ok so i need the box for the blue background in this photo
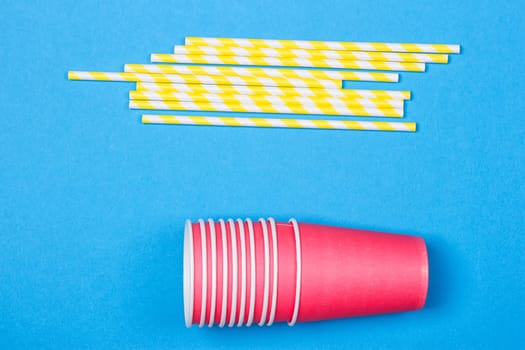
[1,1,524,349]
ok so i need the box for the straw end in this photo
[392,73,400,83]
[67,71,77,80]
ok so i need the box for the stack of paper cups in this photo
[183,218,428,327]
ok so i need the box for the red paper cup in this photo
[183,218,428,327]
[297,222,428,322]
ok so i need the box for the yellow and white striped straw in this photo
[174,45,448,63]
[129,90,404,109]
[142,114,416,132]
[68,71,342,89]
[150,54,426,72]
[136,82,411,100]
[129,99,403,118]
[125,63,398,82]
[185,37,461,54]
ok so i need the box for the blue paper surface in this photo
[1,1,524,348]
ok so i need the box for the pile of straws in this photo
[69,36,460,133]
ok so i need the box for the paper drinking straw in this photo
[150,54,426,72]
[68,71,342,89]
[129,100,403,118]
[129,91,404,109]
[125,63,398,82]
[185,37,461,54]
[135,82,411,100]
[142,114,416,132]
[174,45,448,63]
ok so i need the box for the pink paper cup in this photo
[184,218,428,327]
[297,222,428,323]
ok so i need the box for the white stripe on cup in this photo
[266,218,279,326]
[258,218,271,326]
[207,219,217,327]
[288,219,302,326]
[198,219,207,327]
[227,219,238,327]
[183,220,194,327]
[236,219,247,327]
[245,219,256,326]
[218,219,228,327]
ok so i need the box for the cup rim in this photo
[198,219,207,327]
[227,219,239,327]
[267,218,279,326]
[207,219,217,327]
[245,219,256,326]
[257,218,271,326]
[288,218,302,326]
[218,219,228,327]
[236,219,247,327]
[183,220,194,328]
